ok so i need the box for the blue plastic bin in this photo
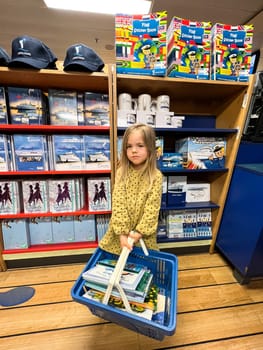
[71,247,178,340]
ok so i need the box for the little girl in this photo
[99,123,163,254]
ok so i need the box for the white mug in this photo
[156,95,170,111]
[118,93,137,111]
[138,94,152,111]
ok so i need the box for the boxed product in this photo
[0,180,20,214]
[167,176,187,206]
[12,134,49,171]
[186,182,210,203]
[167,16,212,79]
[196,208,212,238]
[167,210,184,238]
[22,179,49,213]
[51,216,75,243]
[0,134,11,171]
[210,23,254,82]
[175,137,226,169]
[2,219,30,249]
[7,87,47,124]
[29,217,53,245]
[48,178,77,213]
[183,209,197,238]
[84,92,110,126]
[48,89,78,125]
[73,215,96,242]
[0,87,8,124]
[160,153,183,169]
[87,177,111,212]
[51,134,85,170]
[115,11,167,76]
[83,135,110,170]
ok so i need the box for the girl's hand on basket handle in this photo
[120,234,133,251]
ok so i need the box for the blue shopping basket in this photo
[71,240,178,340]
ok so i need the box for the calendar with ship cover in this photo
[48,89,78,125]
[0,134,11,171]
[87,177,111,212]
[51,134,85,170]
[22,179,49,213]
[12,134,48,171]
[0,87,8,124]
[7,87,47,124]
[83,135,110,170]
[84,92,110,126]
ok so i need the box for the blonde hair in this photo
[118,123,158,189]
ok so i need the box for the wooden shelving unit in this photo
[112,70,255,252]
[0,66,255,271]
[0,65,114,270]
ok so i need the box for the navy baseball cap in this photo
[0,47,10,66]
[63,44,104,72]
[8,35,57,69]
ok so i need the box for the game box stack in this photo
[115,11,167,76]
[167,16,212,79]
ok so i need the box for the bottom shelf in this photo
[2,239,212,261]
[2,241,98,260]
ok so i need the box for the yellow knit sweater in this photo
[99,166,163,255]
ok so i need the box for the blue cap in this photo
[63,44,104,72]
[8,35,57,69]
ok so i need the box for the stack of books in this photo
[82,258,157,320]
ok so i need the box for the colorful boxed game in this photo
[84,92,110,126]
[167,16,212,79]
[115,11,167,76]
[175,137,226,169]
[210,23,254,82]
[7,87,47,124]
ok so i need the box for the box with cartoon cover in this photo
[210,23,254,81]
[115,11,167,76]
[167,16,212,79]
[175,137,226,169]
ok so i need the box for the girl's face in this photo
[126,130,148,170]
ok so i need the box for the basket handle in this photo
[102,235,148,313]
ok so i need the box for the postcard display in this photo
[115,11,167,76]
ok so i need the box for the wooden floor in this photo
[1,252,263,350]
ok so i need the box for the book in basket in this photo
[82,288,153,320]
[82,263,148,292]
[83,268,153,303]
